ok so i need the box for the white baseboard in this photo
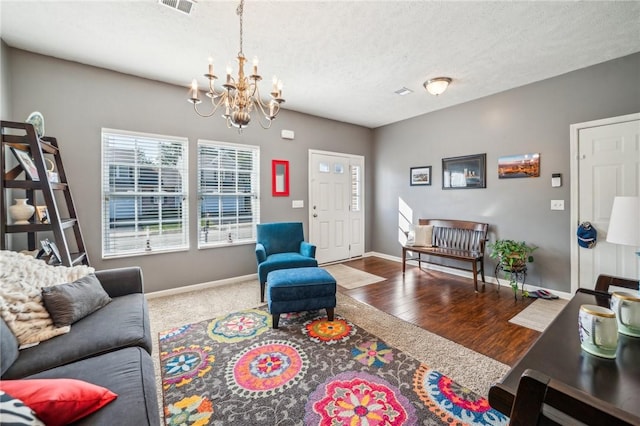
[146,253,572,301]
[146,273,258,299]
[367,251,572,300]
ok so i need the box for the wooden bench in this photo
[402,219,489,292]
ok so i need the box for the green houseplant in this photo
[487,239,537,298]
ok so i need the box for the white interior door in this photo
[309,151,364,264]
[571,114,640,292]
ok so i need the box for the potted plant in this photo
[487,239,537,299]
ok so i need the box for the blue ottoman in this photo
[266,267,337,329]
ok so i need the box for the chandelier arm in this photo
[250,84,271,110]
[192,94,228,118]
[253,96,272,119]
[208,80,226,98]
[256,106,274,129]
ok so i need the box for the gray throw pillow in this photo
[41,274,112,327]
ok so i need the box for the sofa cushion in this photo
[0,378,117,426]
[2,294,151,379]
[42,274,112,327]
[26,347,160,426]
[0,318,19,376]
[0,390,44,425]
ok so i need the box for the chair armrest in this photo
[300,241,316,258]
[256,243,267,263]
[94,267,144,297]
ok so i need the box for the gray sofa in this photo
[0,267,160,425]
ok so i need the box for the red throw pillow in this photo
[0,378,117,426]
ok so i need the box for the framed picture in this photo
[442,153,486,189]
[498,153,540,179]
[410,166,432,186]
[10,147,39,181]
[39,239,52,256]
[35,205,49,224]
[47,241,62,265]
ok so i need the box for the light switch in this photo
[292,200,304,208]
[551,200,565,210]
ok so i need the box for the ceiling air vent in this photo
[394,87,413,96]
[159,0,195,15]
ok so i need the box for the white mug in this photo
[610,291,640,337]
[578,304,618,358]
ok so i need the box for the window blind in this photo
[102,129,189,258]
[198,140,260,247]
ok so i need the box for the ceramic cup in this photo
[578,304,618,358]
[610,291,640,337]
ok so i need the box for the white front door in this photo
[571,113,640,292]
[309,150,364,264]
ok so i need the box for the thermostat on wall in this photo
[552,173,562,187]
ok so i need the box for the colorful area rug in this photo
[159,307,509,425]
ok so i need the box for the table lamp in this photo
[606,196,640,293]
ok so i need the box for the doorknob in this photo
[313,213,318,218]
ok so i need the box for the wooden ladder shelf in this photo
[1,120,89,266]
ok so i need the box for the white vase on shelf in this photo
[9,198,35,224]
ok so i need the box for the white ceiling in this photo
[1,1,639,129]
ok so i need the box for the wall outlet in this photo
[551,200,565,210]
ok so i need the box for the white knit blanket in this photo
[0,250,94,347]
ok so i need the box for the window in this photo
[102,129,189,258]
[351,164,361,212]
[198,140,259,247]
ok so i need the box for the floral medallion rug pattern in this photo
[159,307,509,425]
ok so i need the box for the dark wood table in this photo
[489,288,640,420]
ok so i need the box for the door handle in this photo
[313,213,318,218]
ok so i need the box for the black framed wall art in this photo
[442,154,486,189]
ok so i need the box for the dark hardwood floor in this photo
[338,256,540,366]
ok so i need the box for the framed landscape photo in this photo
[498,153,540,179]
[442,153,486,189]
[10,147,39,181]
[410,166,432,186]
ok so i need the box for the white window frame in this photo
[101,128,189,258]
[197,139,260,248]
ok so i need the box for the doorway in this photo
[570,113,640,292]
[308,150,365,264]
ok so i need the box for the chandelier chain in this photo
[237,0,244,55]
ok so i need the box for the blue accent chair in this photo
[256,222,318,302]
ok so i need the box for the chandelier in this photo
[188,0,284,131]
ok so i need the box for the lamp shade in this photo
[606,196,640,247]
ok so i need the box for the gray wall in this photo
[5,48,373,292]
[5,46,639,294]
[372,52,640,292]
[1,40,11,120]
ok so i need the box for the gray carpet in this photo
[148,278,510,422]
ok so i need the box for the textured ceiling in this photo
[1,1,639,128]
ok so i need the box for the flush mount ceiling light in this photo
[188,0,284,131]
[423,77,452,96]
